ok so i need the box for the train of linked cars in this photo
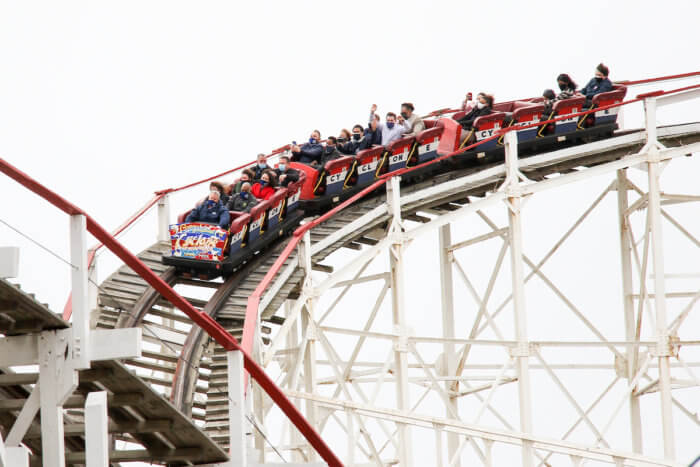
[163,85,626,279]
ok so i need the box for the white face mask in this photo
[477,102,486,109]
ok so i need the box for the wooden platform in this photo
[0,278,228,465]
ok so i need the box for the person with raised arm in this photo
[369,104,410,145]
[364,114,383,147]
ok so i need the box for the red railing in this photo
[0,158,344,467]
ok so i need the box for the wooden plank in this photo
[0,373,37,386]
[64,448,207,463]
[25,419,174,438]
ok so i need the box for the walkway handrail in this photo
[0,158,345,467]
[240,80,700,368]
[62,193,164,319]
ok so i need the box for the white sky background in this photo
[2,1,700,465]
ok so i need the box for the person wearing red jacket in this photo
[251,171,275,200]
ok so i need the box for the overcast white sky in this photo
[2,1,700,465]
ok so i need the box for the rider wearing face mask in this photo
[369,104,411,145]
[291,130,324,167]
[253,153,269,180]
[320,136,343,167]
[579,63,612,104]
[274,155,300,187]
[185,189,231,228]
[226,182,259,213]
[251,171,276,200]
[555,73,578,100]
[457,92,494,131]
[340,124,371,155]
[399,102,425,137]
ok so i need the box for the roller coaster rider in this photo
[291,130,324,167]
[185,189,231,228]
[580,63,613,107]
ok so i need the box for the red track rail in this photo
[0,159,344,467]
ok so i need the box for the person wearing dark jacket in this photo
[291,130,324,167]
[232,168,255,194]
[252,153,269,180]
[274,155,300,187]
[185,190,230,228]
[195,181,229,208]
[364,115,383,147]
[319,137,343,167]
[226,182,258,212]
[340,124,372,155]
[580,63,613,104]
[457,93,493,130]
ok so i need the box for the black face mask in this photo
[595,77,603,83]
[558,83,567,91]
[352,133,361,141]
[400,112,409,119]
[337,137,346,143]
[326,145,336,153]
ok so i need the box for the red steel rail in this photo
[0,158,345,467]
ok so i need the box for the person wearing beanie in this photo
[580,63,613,104]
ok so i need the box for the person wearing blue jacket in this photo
[580,63,613,104]
[291,130,324,167]
[185,190,230,228]
[340,124,372,155]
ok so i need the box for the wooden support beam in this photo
[25,419,174,439]
[0,392,143,411]
[356,236,379,246]
[0,373,38,386]
[405,213,432,224]
[312,263,334,273]
[64,448,204,463]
